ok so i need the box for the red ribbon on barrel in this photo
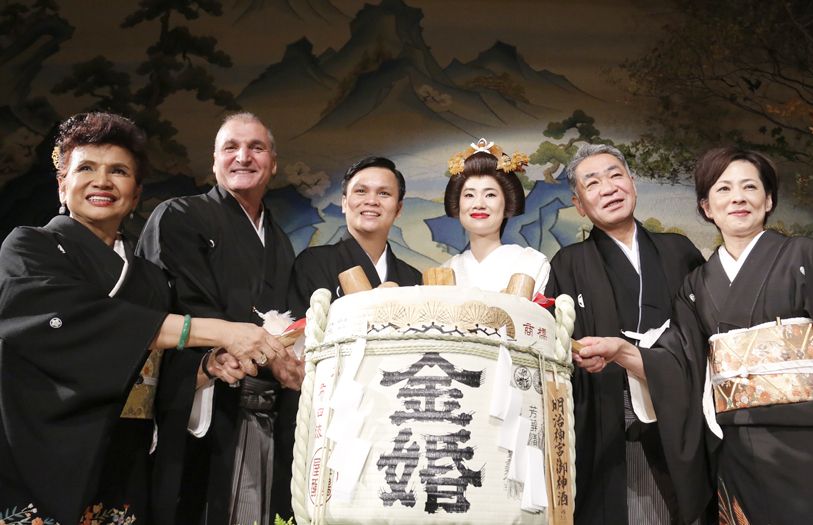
[532,293,555,308]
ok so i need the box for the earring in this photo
[58,203,66,215]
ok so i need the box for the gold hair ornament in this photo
[447,137,529,176]
[51,146,60,170]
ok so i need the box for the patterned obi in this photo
[120,349,164,419]
[708,318,813,413]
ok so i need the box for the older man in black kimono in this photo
[288,156,422,319]
[138,112,302,525]
[545,144,706,525]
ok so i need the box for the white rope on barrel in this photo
[292,288,331,525]
[554,294,576,364]
[307,334,573,375]
[305,288,331,348]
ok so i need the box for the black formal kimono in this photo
[137,185,295,525]
[287,233,423,318]
[545,222,705,525]
[643,230,813,525]
[0,216,168,525]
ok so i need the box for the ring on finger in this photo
[256,354,268,366]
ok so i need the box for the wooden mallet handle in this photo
[422,267,456,285]
[277,327,304,347]
[338,265,372,294]
[505,273,535,300]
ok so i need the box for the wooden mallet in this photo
[422,267,456,285]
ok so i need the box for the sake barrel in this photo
[292,286,576,525]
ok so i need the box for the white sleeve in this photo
[187,380,215,437]
[702,365,724,439]
[521,247,550,295]
[627,374,657,423]
[532,256,551,295]
[621,319,672,423]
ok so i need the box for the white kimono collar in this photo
[718,230,766,283]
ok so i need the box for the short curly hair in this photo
[55,112,149,184]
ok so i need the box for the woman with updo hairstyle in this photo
[575,146,813,524]
[442,138,550,294]
[0,113,286,524]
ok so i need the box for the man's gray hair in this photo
[216,111,276,154]
[565,143,632,192]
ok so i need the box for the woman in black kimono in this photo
[0,113,284,525]
[577,146,813,525]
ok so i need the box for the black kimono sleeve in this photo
[136,200,222,521]
[544,247,624,521]
[0,227,166,524]
[138,200,228,319]
[287,246,338,319]
[288,239,423,319]
[640,274,717,522]
[137,199,236,414]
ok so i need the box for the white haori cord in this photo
[621,319,670,423]
[711,360,813,384]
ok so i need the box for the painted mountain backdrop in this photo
[1,0,810,259]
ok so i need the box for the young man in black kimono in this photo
[287,156,422,318]
[544,144,706,525]
[138,113,303,525]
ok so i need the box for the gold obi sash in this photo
[120,349,164,419]
[708,319,813,413]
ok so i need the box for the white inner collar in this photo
[718,230,765,283]
[112,238,126,261]
[609,223,640,275]
[238,204,265,246]
[371,245,389,283]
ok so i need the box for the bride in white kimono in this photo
[576,146,813,525]
[442,139,550,295]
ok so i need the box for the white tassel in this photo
[254,308,295,335]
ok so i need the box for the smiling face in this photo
[571,153,637,233]
[341,166,402,240]
[58,144,141,245]
[700,159,772,243]
[213,118,276,204]
[457,175,506,238]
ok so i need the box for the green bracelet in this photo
[177,314,192,351]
